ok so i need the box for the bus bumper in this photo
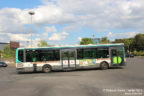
[16,67,43,73]
[16,67,33,73]
[16,68,25,73]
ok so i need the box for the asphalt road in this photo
[0,57,144,96]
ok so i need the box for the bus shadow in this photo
[109,67,124,69]
[17,67,124,74]
[75,67,123,72]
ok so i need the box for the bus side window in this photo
[77,48,109,59]
[41,56,46,61]
[77,49,83,59]
[53,50,60,60]
[83,48,93,59]
[26,51,32,62]
[62,52,68,60]
[38,50,60,61]
[96,48,109,58]
[117,48,123,57]
[111,49,117,56]
[91,48,97,59]
[18,50,23,62]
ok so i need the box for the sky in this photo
[0,0,144,46]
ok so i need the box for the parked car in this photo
[126,54,134,58]
[0,61,8,67]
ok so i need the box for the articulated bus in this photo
[16,43,126,73]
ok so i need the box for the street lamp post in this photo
[28,11,35,47]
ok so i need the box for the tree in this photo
[1,45,16,58]
[110,33,144,55]
[134,34,144,51]
[112,38,135,53]
[100,37,110,44]
[37,40,49,47]
[127,38,135,52]
[80,38,94,45]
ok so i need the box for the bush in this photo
[1,45,16,58]
[133,50,144,56]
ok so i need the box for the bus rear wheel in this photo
[100,62,109,70]
[43,65,51,73]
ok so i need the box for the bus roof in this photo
[17,43,124,50]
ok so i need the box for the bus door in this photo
[110,47,124,65]
[61,49,76,69]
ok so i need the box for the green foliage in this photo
[112,33,144,56]
[100,37,110,44]
[80,38,94,45]
[133,50,144,56]
[37,40,49,47]
[134,34,144,51]
[1,45,16,58]
[112,38,132,46]
[112,38,135,52]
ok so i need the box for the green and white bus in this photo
[16,43,126,73]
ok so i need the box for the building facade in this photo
[0,43,9,50]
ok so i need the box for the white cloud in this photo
[38,26,69,41]
[1,0,144,31]
[0,8,30,44]
[42,26,57,37]
[78,37,82,41]
[108,31,138,39]
[0,32,30,46]
[32,38,41,47]
[45,26,57,33]
[0,0,144,45]
[48,31,69,41]
[0,8,28,33]
[8,33,29,42]
[48,0,144,31]
[31,4,76,25]
[0,2,75,44]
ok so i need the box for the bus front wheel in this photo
[42,65,51,73]
[100,62,109,70]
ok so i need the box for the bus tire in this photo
[100,62,109,70]
[42,65,52,73]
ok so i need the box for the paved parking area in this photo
[0,57,144,96]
